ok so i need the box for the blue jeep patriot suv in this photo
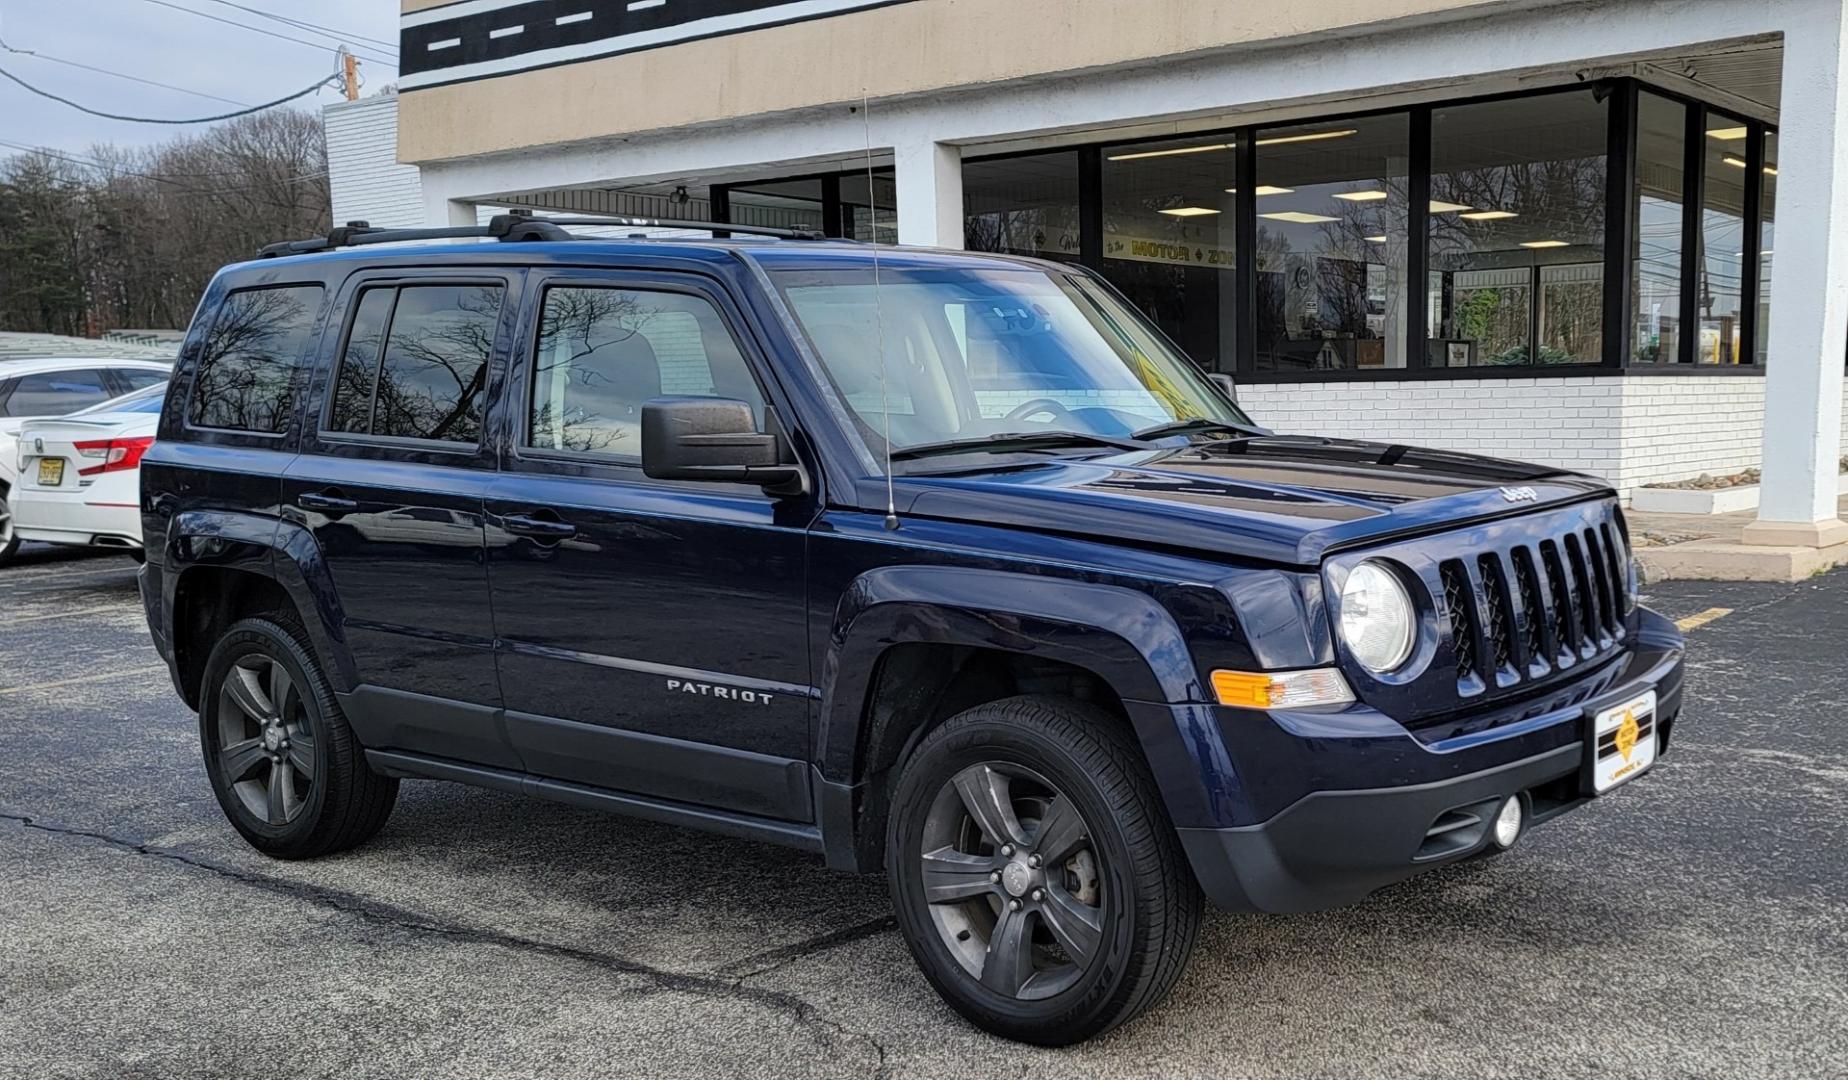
[139,216,1685,1045]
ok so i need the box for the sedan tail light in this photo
[73,436,155,477]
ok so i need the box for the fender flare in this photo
[163,509,357,696]
[815,564,1206,786]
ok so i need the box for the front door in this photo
[283,270,523,768]
[485,269,817,821]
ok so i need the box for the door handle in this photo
[297,489,359,516]
[501,511,577,540]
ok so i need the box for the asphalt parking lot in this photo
[1,545,1844,1079]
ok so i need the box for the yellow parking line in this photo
[0,665,167,697]
[0,605,124,626]
[1675,607,1733,632]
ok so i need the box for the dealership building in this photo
[341,0,1848,564]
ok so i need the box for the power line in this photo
[0,64,338,124]
[0,34,248,107]
[195,0,399,55]
[135,0,398,68]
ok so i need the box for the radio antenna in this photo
[861,89,899,531]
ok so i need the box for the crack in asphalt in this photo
[0,810,893,1077]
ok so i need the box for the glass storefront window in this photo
[1253,115,1410,372]
[1632,93,1686,365]
[1428,91,1607,368]
[963,152,1082,262]
[840,169,897,243]
[1700,113,1749,364]
[1756,131,1777,366]
[1099,136,1238,369]
[726,177,827,233]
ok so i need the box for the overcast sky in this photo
[0,0,398,158]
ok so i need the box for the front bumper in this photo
[1159,609,1684,913]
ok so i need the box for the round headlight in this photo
[1339,561,1416,673]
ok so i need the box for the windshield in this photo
[772,267,1250,456]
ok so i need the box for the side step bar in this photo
[365,750,825,854]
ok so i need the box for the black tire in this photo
[0,487,19,567]
[198,615,398,859]
[886,695,1202,1046]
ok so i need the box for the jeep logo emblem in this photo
[1500,486,1539,503]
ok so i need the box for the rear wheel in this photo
[887,695,1202,1045]
[199,615,398,858]
[0,488,19,566]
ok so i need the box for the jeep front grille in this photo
[1441,515,1630,697]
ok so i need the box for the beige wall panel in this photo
[399,0,1515,162]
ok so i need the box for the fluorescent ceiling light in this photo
[1720,153,1775,174]
[1333,190,1390,202]
[1255,129,1359,146]
[1460,209,1518,221]
[1521,240,1570,249]
[1428,200,1474,213]
[1364,235,1388,243]
[1707,126,1748,141]
[1107,142,1235,162]
[1159,206,1223,217]
[1225,186,1295,196]
[1261,211,1340,224]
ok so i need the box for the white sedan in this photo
[12,383,167,558]
[0,357,171,564]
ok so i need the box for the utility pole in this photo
[342,48,359,101]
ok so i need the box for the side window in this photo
[528,286,764,460]
[328,284,504,444]
[5,369,111,417]
[189,285,323,433]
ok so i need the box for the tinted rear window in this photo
[3,369,111,417]
[329,284,504,444]
[189,285,324,433]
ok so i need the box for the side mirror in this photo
[641,397,804,492]
[1207,372,1239,404]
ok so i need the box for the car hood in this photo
[878,436,1612,566]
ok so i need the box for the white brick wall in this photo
[1239,375,1793,501]
[324,94,424,229]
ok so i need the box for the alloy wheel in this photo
[919,761,1106,1001]
[215,654,316,826]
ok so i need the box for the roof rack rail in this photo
[256,212,830,258]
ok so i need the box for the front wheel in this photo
[886,696,1202,1045]
[199,615,398,859]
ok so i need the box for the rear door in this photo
[484,268,818,820]
[282,269,524,768]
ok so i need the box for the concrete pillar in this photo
[893,139,964,248]
[1747,5,1848,548]
[423,186,479,229]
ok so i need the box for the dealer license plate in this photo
[37,458,64,486]
[1590,690,1657,793]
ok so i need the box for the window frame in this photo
[316,273,515,456]
[183,283,327,440]
[503,268,783,482]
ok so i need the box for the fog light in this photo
[1492,795,1524,849]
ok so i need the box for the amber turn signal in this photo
[1211,668,1356,709]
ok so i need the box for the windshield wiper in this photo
[1131,417,1269,441]
[890,431,1148,462]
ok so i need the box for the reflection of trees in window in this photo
[370,286,502,443]
[190,286,321,433]
[531,288,662,455]
[329,288,393,433]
